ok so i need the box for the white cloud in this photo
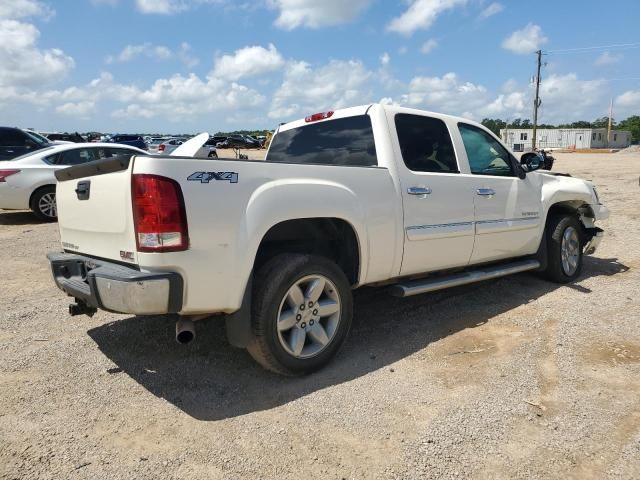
[0,19,74,89]
[56,101,96,118]
[112,74,265,120]
[380,97,400,106]
[479,2,503,19]
[269,60,372,119]
[502,23,548,55]
[177,42,199,68]
[537,73,604,120]
[107,43,172,63]
[420,39,438,54]
[135,0,185,14]
[594,51,622,67]
[387,0,466,36]
[401,72,488,117]
[133,0,225,15]
[380,52,391,66]
[270,0,372,30]
[483,92,526,117]
[106,41,199,67]
[615,90,640,109]
[212,44,284,81]
[0,0,54,20]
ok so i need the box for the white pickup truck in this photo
[47,104,608,375]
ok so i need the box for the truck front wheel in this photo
[247,254,353,375]
[543,215,584,283]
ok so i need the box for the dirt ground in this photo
[0,152,639,479]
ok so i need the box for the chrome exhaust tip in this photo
[175,317,195,344]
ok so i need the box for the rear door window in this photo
[57,148,99,166]
[266,115,377,167]
[108,148,137,157]
[395,114,459,173]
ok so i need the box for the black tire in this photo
[247,254,353,376]
[543,215,583,283]
[30,186,57,222]
[208,151,218,159]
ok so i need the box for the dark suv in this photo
[216,134,260,149]
[46,132,85,143]
[0,127,52,160]
[107,134,147,150]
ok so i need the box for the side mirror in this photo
[521,153,542,172]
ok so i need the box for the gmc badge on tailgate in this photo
[188,172,239,184]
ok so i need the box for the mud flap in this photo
[225,275,252,348]
[535,232,548,272]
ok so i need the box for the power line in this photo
[546,42,640,54]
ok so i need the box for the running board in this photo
[389,259,540,298]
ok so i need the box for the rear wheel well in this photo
[255,218,360,285]
[29,184,55,205]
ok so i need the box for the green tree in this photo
[618,115,640,143]
[592,116,614,129]
[481,118,507,136]
[509,118,522,128]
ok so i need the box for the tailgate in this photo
[55,156,138,264]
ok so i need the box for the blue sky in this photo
[1,0,639,133]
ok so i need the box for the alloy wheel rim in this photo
[276,274,341,359]
[561,226,580,276]
[38,193,57,218]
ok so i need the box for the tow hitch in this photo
[69,301,97,317]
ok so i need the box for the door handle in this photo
[75,180,91,200]
[476,188,495,197]
[407,187,432,196]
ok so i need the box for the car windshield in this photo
[24,130,50,146]
[8,146,56,161]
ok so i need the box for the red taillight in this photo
[132,174,189,252]
[305,111,334,123]
[158,144,166,152]
[0,169,20,182]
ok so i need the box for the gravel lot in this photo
[1,152,639,479]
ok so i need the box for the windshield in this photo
[24,130,50,146]
[8,146,56,161]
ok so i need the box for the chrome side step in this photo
[389,259,540,298]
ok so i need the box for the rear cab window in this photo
[266,115,377,167]
[395,114,459,173]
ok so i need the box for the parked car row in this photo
[1,127,270,158]
[0,128,224,221]
[0,143,148,220]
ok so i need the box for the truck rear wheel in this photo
[543,215,583,283]
[247,254,353,375]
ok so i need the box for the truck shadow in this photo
[0,210,41,225]
[87,256,628,421]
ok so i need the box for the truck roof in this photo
[277,103,487,134]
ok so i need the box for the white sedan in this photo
[0,143,147,221]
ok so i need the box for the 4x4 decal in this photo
[187,171,238,184]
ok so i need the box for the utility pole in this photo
[532,49,542,151]
[607,97,613,147]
